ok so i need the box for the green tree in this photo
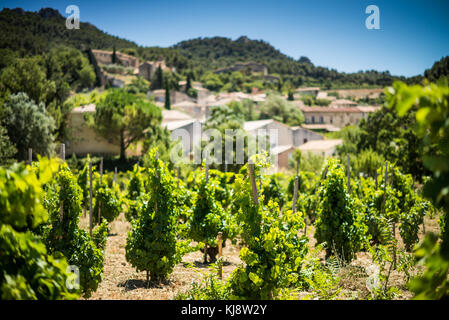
[185,72,192,92]
[92,89,162,160]
[1,92,55,161]
[0,56,56,106]
[0,124,16,165]
[259,94,304,126]
[151,65,163,90]
[45,46,95,91]
[387,80,449,299]
[112,46,117,64]
[201,72,224,91]
[357,105,429,181]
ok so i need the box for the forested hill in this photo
[0,8,138,55]
[1,7,446,88]
[0,7,191,71]
[173,36,405,87]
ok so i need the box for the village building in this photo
[294,87,321,97]
[91,49,139,68]
[271,145,297,169]
[334,88,384,100]
[329,99,358,108]
[316,91,336,101]
[300,106,380,128]
[138,58,171,81]
[66,104,120,156]
[301,124,341,133]
[243,119,324,169]
[298,139,343,157]
[160,109,203,159]
[291,126,326,145]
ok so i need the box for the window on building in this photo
[312,116,315,123]
[320,116,324,123]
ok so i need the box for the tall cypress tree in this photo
[164,78,171,110]
[185,73,192,93]
[112,46,117,64]
[151,65,163,90]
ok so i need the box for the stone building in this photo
[91,49,139,68]
[138,58,171,81]
[300,106,380,128]
[66,104,120,156]
[294,87,321,97]
[298,139,343,157]
[243,119,324,169]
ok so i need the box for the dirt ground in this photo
[79,212,440,300]
[79,212,242,300]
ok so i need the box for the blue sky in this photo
[2,0,449,77]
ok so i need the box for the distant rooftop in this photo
[162,119,197,131]
[299,139,343,151]
[243,119,275,131]
[271,144,295,155]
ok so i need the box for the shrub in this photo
[188,167,236,263]
[0,158,78,300]
[126,149,186,282]
[229,159,308,299]
[43,164,104,297]
[314,158,367,263]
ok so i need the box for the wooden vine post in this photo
[382,163,388,215]
[296,158,300,177]
[218,232,223,280]
[292,176,299,213]
[248,162,259,206]
[114,166,117,184]
[28,148,32,166]
[60,143,65,223]
[204,156,209,263]
[293,157,299,214]
[89,161,93,236]
[390,166,397,269]
[154,152,159,214]
[382,162,397,269]
[98,157,103,223]
[205,155,209,184]
[346,153,351,193]
[310,165,328,234]
[375,169,378,189]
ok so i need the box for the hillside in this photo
[173,36,405,88]
[0,8,191,73]
[0,8,138,54]
[0,7,446,89]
